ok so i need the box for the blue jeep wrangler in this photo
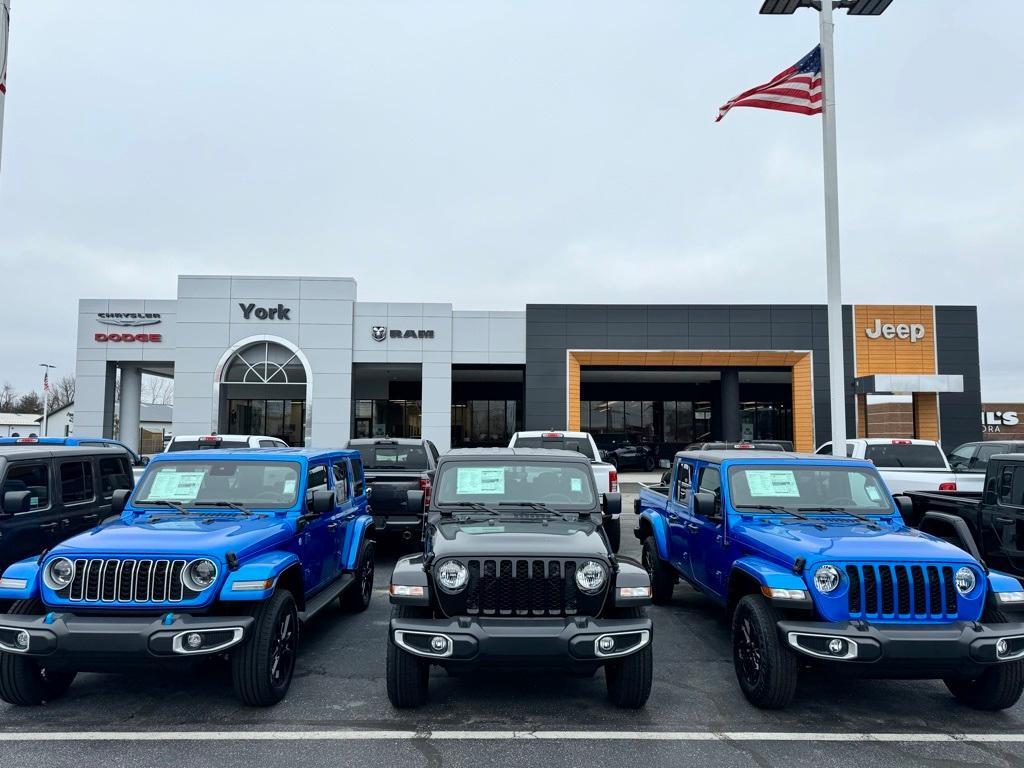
[0,448,375,707]
[636,450,1024,710]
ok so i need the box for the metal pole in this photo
[0,0,10,176]
[819,0,847,455]
[39,363,54,436]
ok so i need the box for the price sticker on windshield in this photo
[148,470,205,502]
[745,470,801,498]
[456,467,505,495]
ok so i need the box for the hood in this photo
[735,518,977,567]
[52,514,293,561]
[430,517,608,560]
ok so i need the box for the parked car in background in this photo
[164,434,289,452]
[508,431,620,550]
[0,436,150,479]
[905,452,1024,577]
[346,438,438,541]
[386,448,651,709]
[947,441,1024,475]
[816,438,983,495]
[0,444,135,593]
[636,450,1024,711]
[593,433,659,473]
[0,448,375,707]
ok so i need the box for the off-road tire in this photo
[0,599,76,706]
[944,608,1024,711]
[340,539,375,613]
[605,518,622,553]
[732,594,798,710]
[231,589,299,707]
[386,604,431,708]
[604,606,653,709]
[642,536,674,605]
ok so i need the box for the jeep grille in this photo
[434,558,606,618]
[845,563,959,619]
[55,559,201,604]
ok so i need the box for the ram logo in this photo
[371,326,387,343]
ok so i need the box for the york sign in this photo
[239,303,291,320]
[865,319,925,343]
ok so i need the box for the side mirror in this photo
[892,494,913,519]
[406,489,425,516]
[1,490,31,515]
[311,489,334,516]
[603,492,622,517]
[694,491,721,522]
[110,488,130,516]
[138,456,150,467]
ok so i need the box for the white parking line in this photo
[0,730,1022,742]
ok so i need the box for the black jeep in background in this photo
[346,438,439,540]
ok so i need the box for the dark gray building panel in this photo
[936,305,982,448]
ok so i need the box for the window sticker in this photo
[745,470,801,498]
[283,479,296,494]
[570,478,583,492]
[149,470,205,501]
[865,485,881,502]
[456,467,505,495]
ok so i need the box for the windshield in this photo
[864,443,946,469]
[727,465,893,513]
[434,461,596,507]
[133,460,301,508]
[356,444,429,470]
[511,435,596,461]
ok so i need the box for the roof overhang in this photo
[854,374,964,395]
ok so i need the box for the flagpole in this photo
[40,363,55,436]
[818,0,848,455]
[0,0,9,176]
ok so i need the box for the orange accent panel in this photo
[567,353,582,431]
[853,305,936,377]
[913,393,940,442]
[791,354,815,453]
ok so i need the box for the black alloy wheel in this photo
[341,540,376,612]
[731,594,798,709]
[232,589,299,706]
[270,608,297,689]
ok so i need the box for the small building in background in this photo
[0,412,45,437]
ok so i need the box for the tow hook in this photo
[970,621,984,633]
[853,620,870,632]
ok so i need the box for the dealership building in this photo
[74,275,983,456]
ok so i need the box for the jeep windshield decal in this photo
[434,461,597,511]
[133,461,302,510]
[727,465,894,516]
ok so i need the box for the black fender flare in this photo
[919,511,984,565]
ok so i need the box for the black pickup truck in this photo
[906,452,1024,575]
[346,438,439,540]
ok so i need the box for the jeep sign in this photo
[865,319,925,343]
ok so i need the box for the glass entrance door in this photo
[227,399,306,446]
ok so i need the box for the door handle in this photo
[40,523,58,531]
[327,523,338,531]
[685,523,700,533]
[83,514,99,521]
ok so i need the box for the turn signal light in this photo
[609,469,618,493]
[939,482,957,491]
[390,584,425,597]
[419,477,432,507]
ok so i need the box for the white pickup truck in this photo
[815,438,984,495]
[507,430,621,551]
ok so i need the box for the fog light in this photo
[997,639,1009,657]
[598,636,616,653]
[430,636,448,653]
[186,632,203,649]
[828,638,844,655]
[14,630,29,650]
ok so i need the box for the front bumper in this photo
[390,615,652,666]
[0,612,255,665]
[779,619,1024,675]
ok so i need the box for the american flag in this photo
[0,0,9,96]
[717,46,822,122]
[42,370,49,392]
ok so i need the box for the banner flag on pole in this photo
[716,46,822,122]
[0,0,9,96]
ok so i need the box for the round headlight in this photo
[44,557,75,590]
[955,566,976,595]
[436,560,469,593]
[813,564,841,594]
[182,559,218,591]
[575,560,607,594]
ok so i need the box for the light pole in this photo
[759,0,893,455]
[39,363,56,436]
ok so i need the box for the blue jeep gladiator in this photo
[636,450,1024,710]
[0,448,375,707]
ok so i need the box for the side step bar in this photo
[299,573,355,623]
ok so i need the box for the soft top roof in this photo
[148,447,358,463]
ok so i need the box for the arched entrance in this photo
[216,339,310,446]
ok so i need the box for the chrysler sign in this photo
[97,312,162,327]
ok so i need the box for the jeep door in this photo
[53,456,102,540]
[0,458,60,568]
[94,453,134,528]
[666,461,696,579]
[684,465,727,597]
[303,463,333,592]
[988,462,1024,563]
[328,459,356,581]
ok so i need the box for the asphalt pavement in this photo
[1,488,1022,767]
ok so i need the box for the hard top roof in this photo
[442,447,591,462]
[676,449,870,465]
[346,438,428,446]
[0,445,129,460]
[149,447,358,462]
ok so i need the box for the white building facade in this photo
[75,276,526,453]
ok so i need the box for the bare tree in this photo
[47,375,76,412]
[142,376,174,405]
[0,383,15,413]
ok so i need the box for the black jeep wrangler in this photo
[385,448,653,709]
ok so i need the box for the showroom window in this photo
[451,399,522,448]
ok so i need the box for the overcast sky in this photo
[1,1,1022,402]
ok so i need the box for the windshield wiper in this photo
[193,501,254,516]
[496,502,561,513]
[734,504,824,529]
[437,502,495,517]
[798,506,880,529]
[140,499,190,515]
